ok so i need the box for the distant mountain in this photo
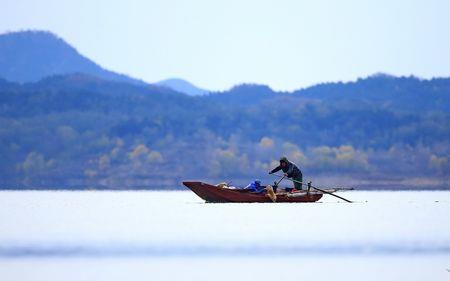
[293,74,450,112]
[0,77,16,90]
[1,73,450,188]
[0,30,146,85]
[205,83,278,105]
[27,73,178,96]
[1,30,450,189]
[156,78,209,96]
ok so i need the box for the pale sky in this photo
[1,0,450,91]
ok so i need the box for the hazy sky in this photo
[1,0,450,90]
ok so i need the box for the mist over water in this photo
[0,191,449,256]
[0,190,449,281]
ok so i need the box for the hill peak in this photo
[224,83,276,97]
[156,78,209,96]
[0,30,146,85]
[1,30,64,41]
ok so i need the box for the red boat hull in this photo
[183,181,323,203]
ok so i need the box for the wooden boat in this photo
[182,181,333,203]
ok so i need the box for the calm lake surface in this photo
[0,190,449,281]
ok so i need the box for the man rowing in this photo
[269,156,303,190]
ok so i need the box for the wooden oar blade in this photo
[311,186,353,203]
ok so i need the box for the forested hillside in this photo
[1,74,449,189]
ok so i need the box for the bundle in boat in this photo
[266,185,277,202]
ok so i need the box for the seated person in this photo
[245,179,265,193]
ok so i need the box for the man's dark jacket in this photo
[270,160,302,179]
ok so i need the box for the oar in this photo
[271,173,353,203]
[274,174,286,187]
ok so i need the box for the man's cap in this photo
[279,156,288,163]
